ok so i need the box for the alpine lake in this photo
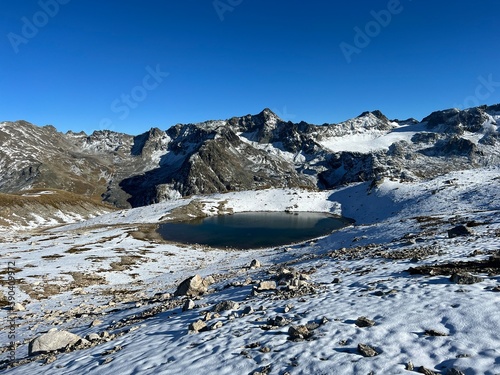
[157,211,353,249]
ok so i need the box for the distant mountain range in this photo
[1,104,499,208]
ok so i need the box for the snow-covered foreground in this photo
[1,168,500,374]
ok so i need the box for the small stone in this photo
[332,277,342,284]
[12,302,26,312]
[45,354,57,364]
[446,369,465,375]
[419,367,439,375]
[406,361,414,371]
[257,281,277,291]
[357,343,379,357]
[288,325,311,340]
[268,316,289,327]
[450,272,482,284]
[156,292,171,300]
[86,333,101,341]
[212,300,240,313]
[245,342,261,349]
[204,312,213,321]
[355,316,375,327]
[424,329,448,337]
[448,225,473,238]
[260,346,271,353]
[284,304,293,313]
[183,299,195,312]
[90,320,103,328]
[101,331,110,338]
[249,259,261,269]
[210,321,223,330]
[71,338,91,350]
[101,357,114,365]
[189,320,207,333]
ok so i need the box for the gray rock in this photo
[86,333,101,341]
[45,354,57,364]
[257,281,277,291]
[425,329,448,337]
[357,343,379,357]
[419,367,439,375]
[210,321,223,330]
[450,272,482,284]
[448,225,473,238]
[212,300,240,313]
[249,259,261,269]
[189,320,207,333]
[71,338,91,351]
[12,302,25,312]
[355,316,375,327]
[29,329,82,355]
[446,369,465,375]
[174,275,207,297]
[268,315,290,327]
[89,319,102,327]
[288,325,311,340]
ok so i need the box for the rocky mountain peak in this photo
[422,106,489,134]
[1,103,499,208]
[357,110,389,123]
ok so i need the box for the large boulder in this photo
[29,329,82,356]
[174,275,207,297]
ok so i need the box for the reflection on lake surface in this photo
[157,211,352,249]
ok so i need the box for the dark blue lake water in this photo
[157,212,352,249]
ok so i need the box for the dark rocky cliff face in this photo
[1,104,499,208]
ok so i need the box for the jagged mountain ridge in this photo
[1,104,499,208]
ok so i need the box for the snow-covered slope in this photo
[1,167,499,374]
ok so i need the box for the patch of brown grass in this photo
[66,246,93,254]
[109,255,145,271]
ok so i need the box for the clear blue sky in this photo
[1,0,500,135]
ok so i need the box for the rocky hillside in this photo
[0,189,113,232]
[1,104,499,208]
